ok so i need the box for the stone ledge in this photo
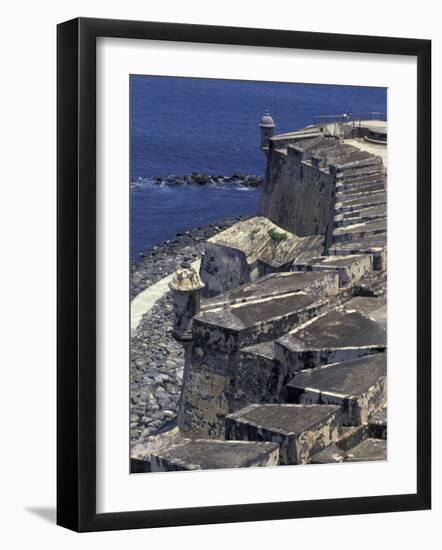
[292,254,373,286]
[332,219,387,243]
[287,353,387,425]
[150,439,279,471]
[328,239,387,271]
[368,408,387,439]
[310,444,345,464]
[344,438,387,462]
[202,271,338,312]
[275,309,386,372]
[226,403,341,465]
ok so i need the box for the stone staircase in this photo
[330,156,387,262]
[131,130,388,473]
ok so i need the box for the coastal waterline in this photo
[131,184,260,262]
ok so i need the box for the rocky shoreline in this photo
[130,216,247,442]
[131,173,264,190]
[131,215,247,298]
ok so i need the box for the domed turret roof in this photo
[169,260,205,293]
[259,110,275,128]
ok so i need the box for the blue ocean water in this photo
[130,76,386,260]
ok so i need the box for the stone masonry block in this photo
[287,353,387,425]
[226,403,341,465]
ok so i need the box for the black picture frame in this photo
[57,17,431,532]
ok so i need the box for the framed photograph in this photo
[57,17,431,532]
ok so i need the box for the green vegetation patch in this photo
[267,228,288,245]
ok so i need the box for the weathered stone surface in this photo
[287,353,387,425]
[202,271,338,312]
[310,444,345,464]
[258,138,349,237]
[179,366,231,438]
[257,235,324,275]
[344,438,387,462]
[335,191,387,213]
[336,177,385,195]
[332,219,386,243]
[292,254,372,286]
[343,295,387,331]
[369,408,387,439]
[225,403,341,465]
[328,239,387,271]
[234,341,287,409]
[195,276,332,353]
[334,205,386,228]
[336,161,384,179]
[195,293,327,352]
[336,425,367,451]
[199,216,324,296]
[130,427,185,472]
[276,309,386,372]
[150,439,279,471]
[336,180,385,196]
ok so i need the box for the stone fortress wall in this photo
[259,137,337,238]
[131,112,388,472]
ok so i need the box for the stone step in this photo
[332,219,387,243]
[336,165,384,181]
[337,172,386,188]
[336,425,368,451]
[275,309,386,372]
[335,192,387,213]
[336,187,387,204]
[336,173,386,189]
[336,181,385,196]
[336,178,385,196]
[292,254,372,286]
[326,151,370,170]
[368,408,387,439]
[339,171,386,184]
[344,438,387,462]
[334,213,386,230]
[328,239,387,271]
[130,427,183,473]
[310,444,345,464]
[225,403,341,465]
[150,439,280,471]
[336,155,384,172]
[287,353,387,425]
[310,424,371,464]
[334,205,386,228]
[343,295,387,331]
